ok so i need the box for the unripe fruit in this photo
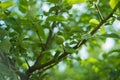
[55,35,65,45]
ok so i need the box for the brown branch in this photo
[91,3,119,35]
[26,6,59,76]
[45,10,58,49]
[35,27,42,43]
[38,62,58,75]
[45,22,56,49]
[34,52,43,66]
[34,24,45,50]
[74,2,120,49]
[26,52,68,74]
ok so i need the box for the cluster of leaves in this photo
[0,0,120,80]
[48,49,120,80]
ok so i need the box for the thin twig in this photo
[25,58,30,68]
[45,10,59,49]
[94,3,104,20]
[38,63,57,75]
[26,51,68,74]
[27,5,59,75]
[45,22,56,49]
[34,51,43,66]
[34,24,45,50]
[74,1,120,49]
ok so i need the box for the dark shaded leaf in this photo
[46,16,66,22]
[0,39,11,53]
[101,33,120,39]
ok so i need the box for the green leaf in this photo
[41,51,53,63]
[0,1,14,9]
[87,58,98,63]
[89,19,100,25]
[47,0,58,3]
[0,39,11,53]
[49,6,59,13]
[109,0,119,9]
[0,62,18,80]
[65,0,86,4]
[81,34,91,40]
[0,29,8,39]
[109,49,120,53]
[36,24,45,39]
[54,49,61,60]
[18,0,28,13]
[0,63,7,71]
[19,5,28,13]
[101,33,120,39]
[65,47,76,54]
[46,16,66,22]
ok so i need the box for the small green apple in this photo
[55,35,65,45]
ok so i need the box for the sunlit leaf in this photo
[89,19,100,25]
[0,1,14,9]
[22,63,28,69]
[92,65,99,72]
[65,0,86,4]
[109,0,119,9]
[87,58,98,63]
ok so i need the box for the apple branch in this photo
[94,3,104,20]
[26,1,120,77]
[74,1,120,49]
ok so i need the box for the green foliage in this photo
[0,39,11,53]
[89,18,100,25]
[0,29,8,39]
[47,0,59,4]
[101,33,120,39]
[18,0,29,13]
[0,62,18,80]
[46,16,66,22]
[0,1,14,9]
[109,0,119,9]
[65,0,86,4]
[0,0,120,80]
